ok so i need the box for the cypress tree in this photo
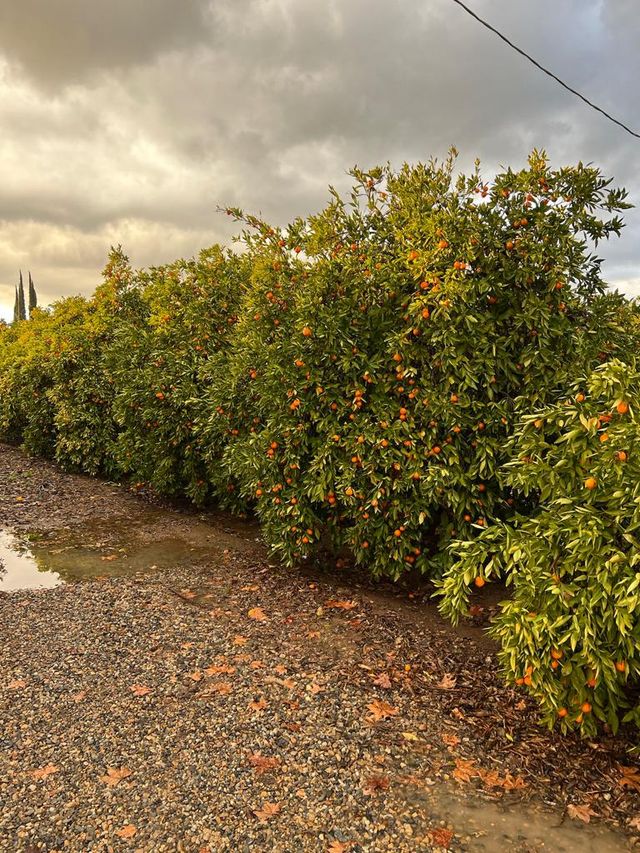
[17,272,26,321]
[13,286,19,324]
[28,272,37,316]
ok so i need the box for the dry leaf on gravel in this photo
[73,690,87,703]
[253,802,281,823]
[429,828,454,849]
[100,767,132,788]
[115,824,137,839]
[233,635,248,645]
[248,697,268,713]
[248,753,281,775]
[8,679,27,689]
[325,600,358,610]
[441,733,461,749]
[362,774,391,795]
[205,681,233,696]
[437,673,457,689]
[204,664,236,676]
[628,815,640,830]
[373,673,392,689]
[100,554,118,562]
[619,765,640,793]
[31,764,59,780]
[248,607,267,621]
[188,670,204,682]
[327,842,352,853]
[130,685,152,697]
[452,758,479,784]
[567,803,598,823]
[367,699,399,722]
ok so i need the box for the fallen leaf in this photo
[250,660,265,670]
[362,774,390,795]
[205,681,233,696]
[100,767,132,788]
[274,664,287,675]
[429,828,454,849]
[188,670,203,682]
[437,673,457,689]
[181,642,195,650]
[130,685,152,697]
[180,589,197,599]
[100,554,118,562]
[325,600,358,610]
[628,815,640,830]
[248,697,268,713]
[401,731,419,742]
[248,607,267,621]
[253,801,281,823]
[73,690,87,703]
[204,664,236,676]
[567,803,598,824]
[115,824,137,839]
[452,758,479,784]
[248,753,281,775]
[441,733,460,749]
[307,681,324,695]
[233,635,248,646]
[619,765,640,793]
[8,679,27,689]
[373,673,392,689]
[367,699,399,722]
[327,842,352,853]
[498,773,526,791]
[32,764,60,780]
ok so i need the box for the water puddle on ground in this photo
[417,787,631,851]
[0,509,261,591]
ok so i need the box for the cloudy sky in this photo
[1,0,639,320]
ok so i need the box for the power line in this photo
[449,0,640,140]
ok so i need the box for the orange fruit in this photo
[617,400,629,415]
[575,393,585,402]
[422,308,430,319]
[474,576,485,588]
[505,240,514,250]
[600,433,609,443]
[558,707,568,718]
[450,393,458,403]
[616,450,628,462]
[615,661,626,672]
[550,649,563,660]
[437,240,449,249]
[581,702,592,714]
[584,477,597,490]
[302,326,312,337]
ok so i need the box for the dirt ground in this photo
[1,442,639,852]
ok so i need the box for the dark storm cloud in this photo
[1,0,640,319]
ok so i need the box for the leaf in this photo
[248,753,281,775]
[373,672,392,689]
[619,765,640,793]
[248,607,267,621]
[233,635,248,645]
[188,670,203,682]
[204,664,236,676]
[204,681,233,696]
[362,774,390,795]
[253,801,281,823]
[100,554,118,562]
[248,697,268,713]
[452,758,479,784]
[100,767,132,788]
[73,690,87,703]
[429,828,454,849]
[401,732,419,742]
[437,673,457,689]
[567,803,597,824]
[628,815,640,831]
[441,732,460,749]
[8,679,26,689]
[325,600,358,610]
[328,842,352,853]
[367,699,399,722]
[130,685,152,697]
[32,764,59,780]
[115,824,137,839]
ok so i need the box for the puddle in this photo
[0,509,262,591]
[410,786,631,852]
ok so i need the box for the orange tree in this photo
[203,150,631,577]
[109,245,247,504]
[439,358,640,734]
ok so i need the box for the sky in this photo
[0,0,639,320]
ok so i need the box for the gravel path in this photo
[1,444,639,852]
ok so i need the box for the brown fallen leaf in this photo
[367,699,399,722]
[233,635,248,646]
[567,803,598,824]
[362,774,390,795]
[188,670,204,682]
[325,599,358,610]
[100,767,132,788]
[100,554,118,562]
[32,764,60,780]
[250,660,265,670]
[8,679,27,689]
[619,765,640,794]
[441,732,460,749]
[429,828,454,849]
[628,815,640,831]
[273,664,287,675]
[205,681,233,696]
[248,753,281,775]
[115,824,137,839]
[248,607,267,621]
[248,697,268,713]
[328,841,352,852]
[180,589,197,599]
[204,664,236,676]
[73,690,87,703]
[181,642,195,650]
[373,672,392,689]
[452,758,479,784]
[307,681,324,695]
[130,685,152,697]
[437,673,457,689]
[253,801,281,823]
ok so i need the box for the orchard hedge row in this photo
[1,150,639,734]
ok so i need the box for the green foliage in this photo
[439,359,640,735]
